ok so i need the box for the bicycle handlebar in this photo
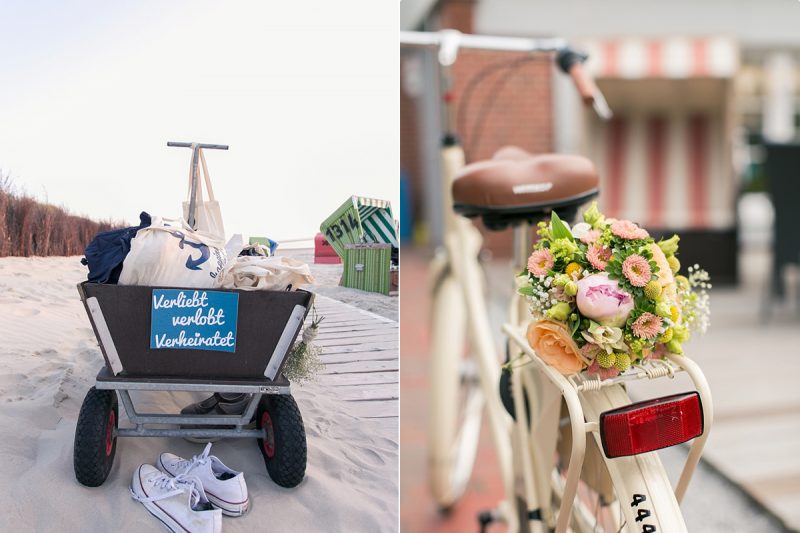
[568,63,597,103]
[400,30,567,54]
[556,48,594,102]
[167,142,229,150]
[556,48,613,120]
[401,30,613,120]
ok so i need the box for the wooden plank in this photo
[311,308,396,324]
[310,313,386,323]
[319,360,399,374]
[317,330,398,343]
[320,351,399,364]
[317,328,397,339]
[307,294,398,419]
[309,306,371,315]
[317,334,398,349]
[321,344,397,355]
[308,318,388,328]
[315,323,398,334]
[320,371,398,386]
[317,337,398,348]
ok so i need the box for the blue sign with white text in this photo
[150,289,239,352]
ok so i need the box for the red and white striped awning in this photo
[586,113,735,231]
[582,37,739,79]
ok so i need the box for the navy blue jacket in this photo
[82,212,151,284]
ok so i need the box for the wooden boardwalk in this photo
[308,295,399,429]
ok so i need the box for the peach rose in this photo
[650,243,674,287]
[527,320,587,375]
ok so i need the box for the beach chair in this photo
[320,196,398,293]
[319,196,398,260]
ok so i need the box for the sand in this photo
[0,253,398,532]
[281,248,398,322]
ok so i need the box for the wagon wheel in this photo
[74,387,118,487]
[256,394,307,488]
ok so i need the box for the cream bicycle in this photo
[401,30,713,533]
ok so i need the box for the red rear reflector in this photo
[600,392,703,458]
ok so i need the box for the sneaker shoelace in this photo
[173,442,219,476]
[131,472,205,510]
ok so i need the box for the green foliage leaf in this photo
[518,285,535,297]
[550,211,574,242]
[570,315,580,336]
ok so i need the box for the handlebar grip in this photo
[167,142,229,150]
[568,63,597,105]
[199,144,229,150]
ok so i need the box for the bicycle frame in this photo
[435,143,519,527]
[406,29,713,532]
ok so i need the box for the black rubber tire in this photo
[256,394,307,488]
[73,387,118,487]
[500,344,532,425]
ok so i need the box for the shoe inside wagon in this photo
[181,393,252,416]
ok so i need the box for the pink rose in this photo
[576,273,634,327]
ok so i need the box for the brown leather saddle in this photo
[452,146,599,230]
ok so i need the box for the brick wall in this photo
[438,0,474,33]
[400,0,554,256]
[401,51,554,255]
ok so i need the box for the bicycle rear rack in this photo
[503,323,713,533]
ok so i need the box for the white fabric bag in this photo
[218,256,315,291]
[182,149,226,240]
[118,216,228,288]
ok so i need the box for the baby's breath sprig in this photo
[282,306,326,383]
[682,265,711,333]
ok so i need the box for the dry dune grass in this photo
[0,173,118,257]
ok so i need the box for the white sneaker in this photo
[158,443,249,517]
[130,464,222,533]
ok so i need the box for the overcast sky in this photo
[0,1,398,242]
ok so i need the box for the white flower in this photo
[581,323,629,354]
[571,222,592,240]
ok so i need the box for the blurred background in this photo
[400,1,800,531]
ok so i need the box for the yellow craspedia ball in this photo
[659,328,674,343]
[596,352,616,369]
[675,275,690,291]
[667,255,680,274]
[614,353,632,372]
[566,262,583,277]
[643,280,662,300]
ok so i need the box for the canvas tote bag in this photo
[118,216,228,288]
[182,148,226,240]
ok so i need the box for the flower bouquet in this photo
[518,203,710,378]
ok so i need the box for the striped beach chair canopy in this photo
[320,196,398,259]
[356,196,398,248]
